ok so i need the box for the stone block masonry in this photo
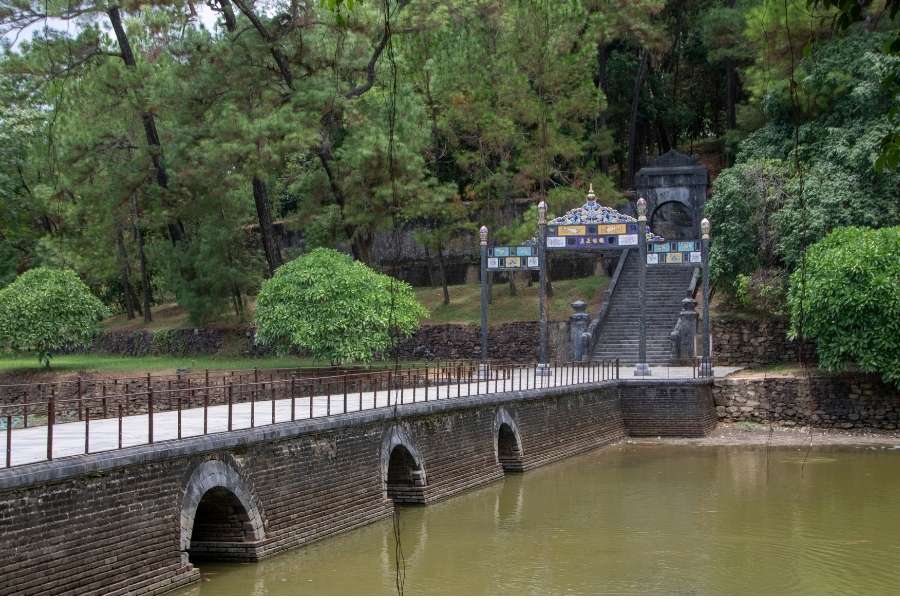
[712,317,816,367]
[713,374,900,430]
[0,380,708,595]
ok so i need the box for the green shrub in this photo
[254,248,427,364]
[734,268,788,316]
[789,226,900,386]
[0,267,109,367]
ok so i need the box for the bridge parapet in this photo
[0,377,713,595]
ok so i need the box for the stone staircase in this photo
[591,251,694,365]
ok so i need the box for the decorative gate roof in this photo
[548,185,636,226]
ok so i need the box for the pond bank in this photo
[632,422,900,447]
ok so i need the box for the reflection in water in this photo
[494,474,525,528]
[175,445,900,595]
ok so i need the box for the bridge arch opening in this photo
[386,444,426,504]
[497,423,523,472]
[494,408,524,472]
[188,486,259,562]
[180,459,265,564]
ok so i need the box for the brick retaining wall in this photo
[713,374,900,430]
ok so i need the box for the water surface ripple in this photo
[175,444,900,595]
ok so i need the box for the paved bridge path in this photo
[0,365,738,468]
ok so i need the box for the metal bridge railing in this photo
[0,359,622,470]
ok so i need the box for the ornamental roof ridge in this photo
[547,184,637,226]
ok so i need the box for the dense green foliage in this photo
[254,248,426,363]
[708,30,900,304]
[788,227,900,386]
[0,0,896,374]
[0,268,109,366]
[0,0,832,317]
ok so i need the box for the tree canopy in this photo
[0,267,109,366]
[254,248,426,363]
[0,0,896,375]
[788,226,900,386]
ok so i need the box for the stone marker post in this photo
[699,217,713,377]
[536,200,551,377]
[569,300,589,361]
[634,198,651,376]
[479,225,490,378]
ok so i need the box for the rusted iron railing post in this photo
[47,387,55,461]
[6,415,12,468]
[250,382,255,428]
[147,384,154,444]
[118,404,123,449]
[227,383,233,431]
[309,384,314,419]
[290,377,296,421]
[343,375,348,414]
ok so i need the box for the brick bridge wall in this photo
[0,380,713,595]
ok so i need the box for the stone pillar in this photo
[670,297,698,365]
[568,300,589,361]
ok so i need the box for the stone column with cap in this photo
[568,300,590,361]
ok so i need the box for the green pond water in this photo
[175,443,900,595]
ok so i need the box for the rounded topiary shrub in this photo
[0,267,109,367]
[254,248,427,364]
[789,226,900,386]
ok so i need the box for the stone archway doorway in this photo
[650,201,694,240]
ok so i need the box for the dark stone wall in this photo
[393,321,566,362]
[712,317,816,366]
[620,381,717,437]
[0,380,708,595]
[713,374,900,430]
[76,322,563,361]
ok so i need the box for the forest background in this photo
[0,0,897,327]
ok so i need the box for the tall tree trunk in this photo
[626,50,650,186]
[423,244,435,287]
[724,0,738,165]
[724,59,737,166]
[108,6,186,246]
[129,193,153,324]
[231,284,244,318]
[252,175,283,276]
[217,0,237,32]
[435,240,450,305]
[115,222,137,320]
[508,272,518,297]
[596,41,610,175]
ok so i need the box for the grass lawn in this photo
[417,275,608,325]
[0,354,330,375]
[1,274,609,378]
[102,275,610,331]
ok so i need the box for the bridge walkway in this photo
[0,365,738,468]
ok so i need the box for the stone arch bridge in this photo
[0,379,713,595]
